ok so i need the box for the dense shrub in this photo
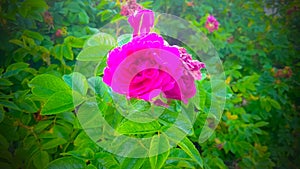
[0,0,299,168]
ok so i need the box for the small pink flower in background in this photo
[205,15,219,33]
[120,0,143,16]
[120,5,130,16]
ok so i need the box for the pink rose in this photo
[103,33,201,104]
[103,9,205,104]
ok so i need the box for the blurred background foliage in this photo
[0,0,299,168]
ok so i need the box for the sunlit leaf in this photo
[28,74,71,98]
[41,91,84,115]
[47,157,85,169]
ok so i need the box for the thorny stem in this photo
[116,21,121,37]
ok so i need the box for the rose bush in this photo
[0,0,299,169]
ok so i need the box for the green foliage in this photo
[29,74,71,98]
[0,0,299,169]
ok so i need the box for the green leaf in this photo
[94,152,120,169]
[3,62,29,78]
[56,112,76,125]
[177,137,203,168]
[269,98,281,110]
[34,120,53,133]
[63,44,74,60]
[254,121,269,128]
[6,62,29,71]
[76,45,111,61]
[17,97,39,113]
[18,5,29,17]
[0,94,12,99]
[149,133,170,169]
[82,32,116,49]
[129,98,151,112]
[66,2,82,13]
[72,132,98,152]
[19,0,48,17]
[9,39,24,47]
[168,148,195,162]
[52,44,64,61]
[88,77,111,100]
[41,137,67,149]
[62,148,94,160]
[260,97,270,112]
[85,27,100,34]
[235,141,253,156]
[33,151,49,169]
[23,30,44,41]
[52,124,72,140]
[63,72,89,96]
[41,91,84,115]
[197,87,206,111]
[116,120,161,135]
[78,11,89,24]
[210,157,227,169]
[98,9,115,22]
[60,124,76,139]
[47,157,86,169]
[28,74,71,98]
[64,36,85,48]
[0,100,21,111]
[0,78,13,86]
[165,157,196,168]
[117,34,132,46]
[120,157,145,169]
